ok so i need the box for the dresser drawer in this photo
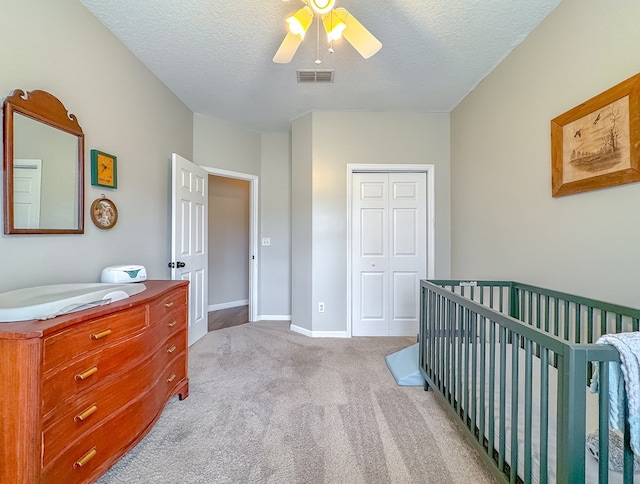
[146,303,187,349]
[42,330,148,417]
[149,286,188,323]
[160,326,187,363]
[42,391,157,484]
[42,352,158,467]
[43,305,148,373]
[160,351,188,402]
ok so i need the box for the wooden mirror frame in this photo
[3,89,84,234]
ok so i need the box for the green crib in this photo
[419,280,638,484]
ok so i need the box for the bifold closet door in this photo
[352,172,427,336]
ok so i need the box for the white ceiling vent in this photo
[297,70,334,83]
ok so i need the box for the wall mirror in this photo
[2,89,84,234]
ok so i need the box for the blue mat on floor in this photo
[385,343,425,386]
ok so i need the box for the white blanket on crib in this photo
[593,332,640,455]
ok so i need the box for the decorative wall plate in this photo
[90,197,118,230]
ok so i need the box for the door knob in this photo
[168,261,186,268]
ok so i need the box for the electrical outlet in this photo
[318,302,325,313]
[261,237,271,246]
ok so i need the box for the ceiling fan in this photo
[273,0,382,64]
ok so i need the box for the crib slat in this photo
[540,348,549,484]
[499,326,507,472]
[623,391,633,484]
[478,316,486,448]
[574,303,581,344]
[445,298,452,402]
[599,362,609,484]
[510,333,520,483]
[436,294,442,391]
[544,295,550,333]
[524,339,533,483]
[456,303,463,416]
[470,311,478,432]
[616,313,623,334]
[428,291,435,384]
[535,293,541,358]
[463,308,470,428]
[488,319,496,459]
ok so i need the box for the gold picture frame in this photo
[90,197,118,230]
[551,73,640,197]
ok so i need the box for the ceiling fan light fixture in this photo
[309,0,335,15]
[322,11,346,42]
[286,6,314,39]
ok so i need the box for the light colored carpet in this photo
[98,321,494,483]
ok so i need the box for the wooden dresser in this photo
[0,280,189,483]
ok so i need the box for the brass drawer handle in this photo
[74,404,98,422]
[167,373,176,383]
[164,301,174,308]
[75,366,98,381]
[73,447,97,468]
[167,320,177,328]
[90,329,112,340]
[167,345,177,354]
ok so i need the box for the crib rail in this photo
[429,280,640,345]
[420,280,635,484]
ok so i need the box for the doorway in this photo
[203,167,259,323]
[207,175,250,330]
[347,164,435,337]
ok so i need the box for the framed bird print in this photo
[90,150,118,189]
[551,72,640,197]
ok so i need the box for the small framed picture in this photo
[90,150,117,189]
[90,197,118,230]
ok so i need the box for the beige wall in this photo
[260,132,292,318]
[451,0,640,306]
[0,0,193,293]
[292,111,451,334]
[193,114,261,175]
[291,115,314,330]
[193,115,293,319]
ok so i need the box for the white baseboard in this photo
[258,315,292,321]
[289,324,349,338]
[208,299,248,312]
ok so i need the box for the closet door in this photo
[352,172,427,336]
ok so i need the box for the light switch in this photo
[262,237,271,246]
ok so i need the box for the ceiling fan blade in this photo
[334,8,382,59]
[273,32,303,64]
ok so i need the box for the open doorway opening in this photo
[207,175,250,331]
[203,167,259,327]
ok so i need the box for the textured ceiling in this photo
[79,0,562,133]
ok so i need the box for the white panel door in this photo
[352,172,426,336]
[171,153,208,346]
[13,159,42,229]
